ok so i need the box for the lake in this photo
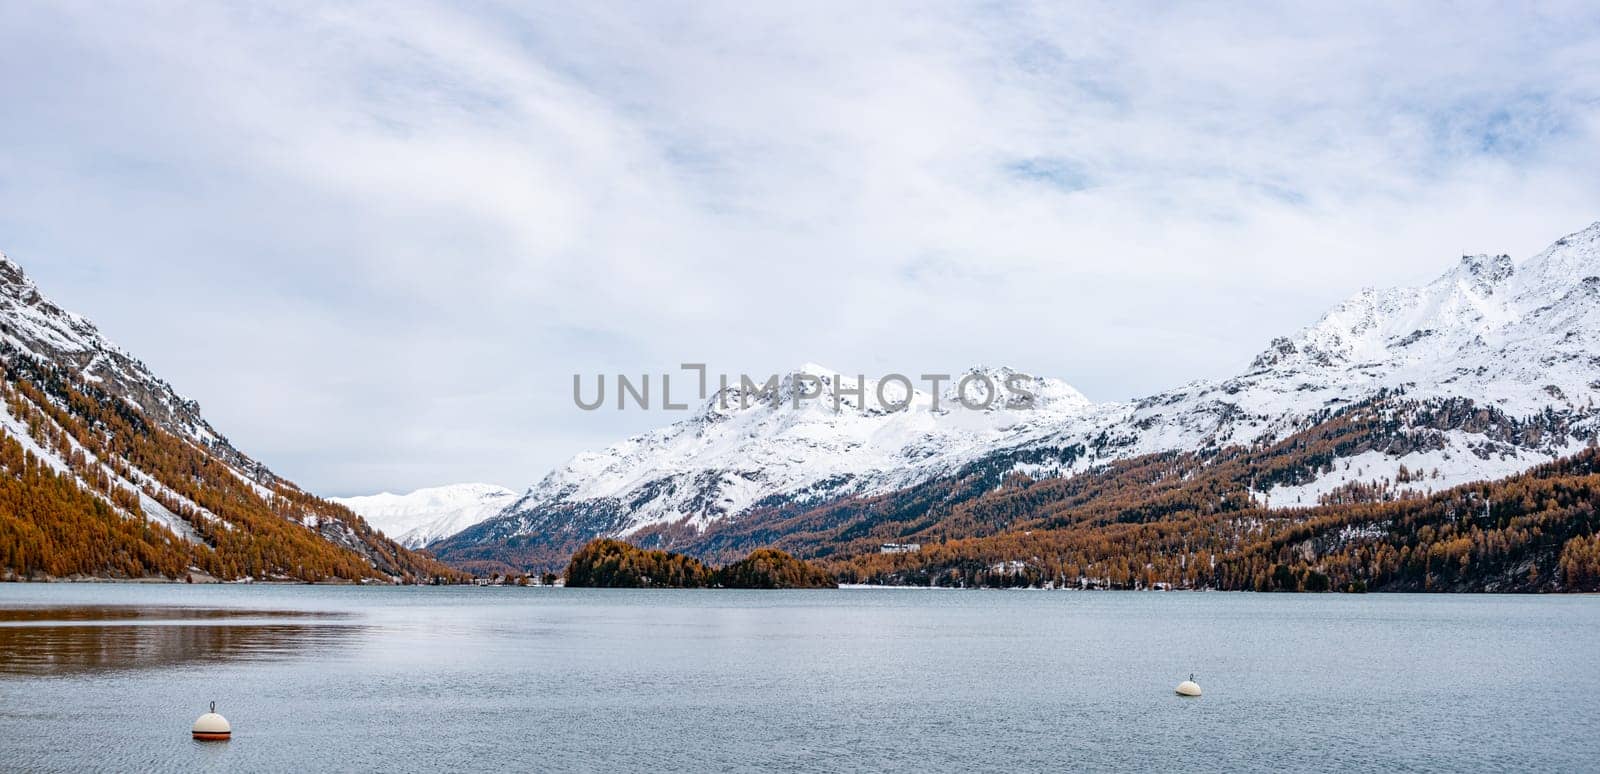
[1,585,1596,772]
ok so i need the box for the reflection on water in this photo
[0,606,361,676]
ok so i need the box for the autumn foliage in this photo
[715,547,837,589]
[564,538,715,588]
[649,396,1600,592]
[806,436,1600,592]
[0,347,464,583]
[564,539,835,588]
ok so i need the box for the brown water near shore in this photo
[0,605,359,675]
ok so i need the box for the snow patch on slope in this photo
[1258,431,1586,507]
[0,388,213,542]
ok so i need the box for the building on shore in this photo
[879,543,922,554]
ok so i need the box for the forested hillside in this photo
[0,351,462,581]
[0,251,463,583]
[609,396,1600,592]
[814,447,1600,592]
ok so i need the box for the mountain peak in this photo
[1555,220,1600,243]
[1238,223,1600,380]
[795,362,840,378]
[1521,220,1600,289]
[1454,253,1514,285]
[0,250,48,306]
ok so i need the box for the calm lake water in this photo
[0,585,1596,773]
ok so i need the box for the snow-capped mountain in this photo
[1246,234,1599,416]
[436,222,1600,569]
[987,222,1600,500]
[335,484,518,548]
[1095,223,1600,498]
[0,251,455,581]
[449,365,1093,547]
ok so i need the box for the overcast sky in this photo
[2,2,1599,496]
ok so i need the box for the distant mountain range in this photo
[0,254,459,582]
[334,484,517,549]
[415,222,1600,580]
[8,221,1600,589]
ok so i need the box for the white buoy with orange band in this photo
[192,702,231,741]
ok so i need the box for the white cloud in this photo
[1,1,1598,494]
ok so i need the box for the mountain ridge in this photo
[432,222,1600,572]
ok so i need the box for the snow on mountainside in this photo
[474,365,1094,541]
[1246,231,1600,415]
[334,484,517,548]
[1019,221,1600,498]
[440,222,1600,563]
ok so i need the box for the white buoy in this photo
[1175,674,1202,697]
[192,702,231,741]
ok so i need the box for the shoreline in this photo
[2,578,1592,594]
